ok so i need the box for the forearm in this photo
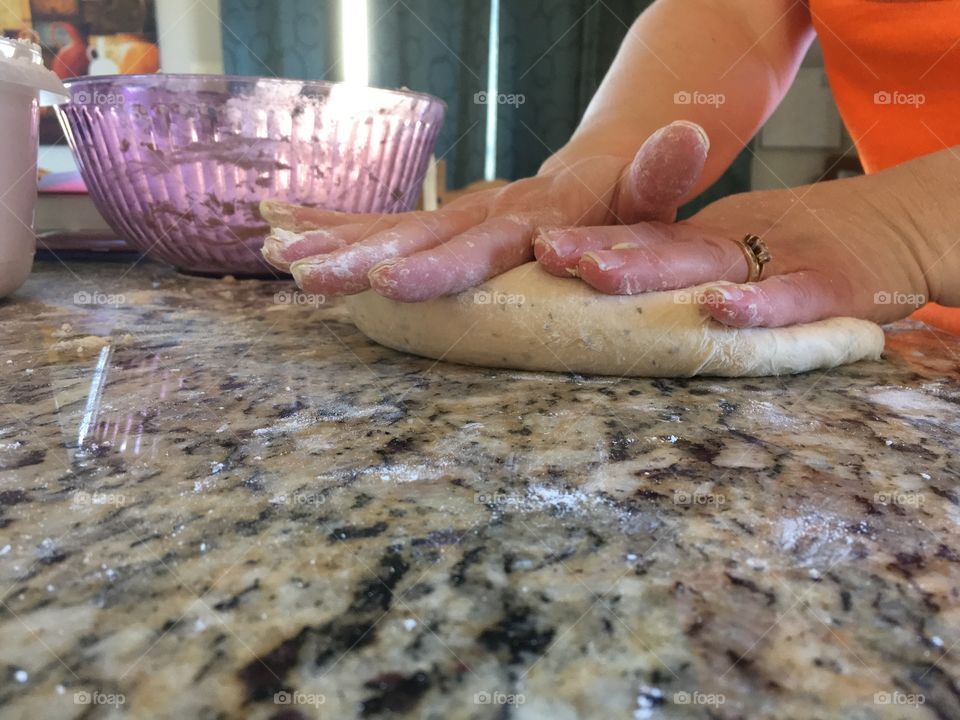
[890,147,960,308]
[543,0,814,200]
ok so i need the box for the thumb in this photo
[614,121,710,224]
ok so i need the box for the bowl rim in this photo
[61,73,447,110]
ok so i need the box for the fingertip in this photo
[701,285,763,328]
[259,199,292,224]
[367,258,405,299]
[671,120,710,153]
[289,259,311,290]
[532,230,551,261]
[261,238,289,272]
[580,250,625,272]
[576,252,621,294]
[534,229,579,276]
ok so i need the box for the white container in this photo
[0,38,67,298]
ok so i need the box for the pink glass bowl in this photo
[55,75,446,275]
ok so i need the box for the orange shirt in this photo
[810,0,960,333]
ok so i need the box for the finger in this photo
[368,217,533,302]
[262,222,387,271]
[615,120,710,223]
[701,271,849,328]
[291,206,487,296]
[259,200,418,232]
[576,233,746,294]
[533,222,675,277]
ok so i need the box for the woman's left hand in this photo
[534,168,936,328]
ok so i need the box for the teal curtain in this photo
[221,0,751,207]
[496,0,653,180]
[221,0,339,80]
[367,0,491,189]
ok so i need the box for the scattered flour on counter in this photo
[50,334,134,357]
[869,387,958,421]
[527,483,605,513]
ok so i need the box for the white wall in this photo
[749,41,856,191]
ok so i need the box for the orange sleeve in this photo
[810,0,959,333]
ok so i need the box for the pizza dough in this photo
[345,263,885,377]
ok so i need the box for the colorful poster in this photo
[26,0,159,142]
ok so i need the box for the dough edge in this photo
[345,263,885,378]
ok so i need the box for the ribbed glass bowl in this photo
[55,75,445,275]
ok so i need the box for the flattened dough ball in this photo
[345,263,885,378]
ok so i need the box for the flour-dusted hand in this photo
[538,147,960,328]
[260,121,709,302]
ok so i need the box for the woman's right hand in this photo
[261,121,710,302]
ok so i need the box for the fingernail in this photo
[290,259,311,287]
[271,227,304,248]
[260,199,295,224]
[536,229,580,258]
[673,120,710,152]
[581,251,625,272]
[610,242,639,250]
[703,285,744,304]
[262,229,303,265]
[368,258,401,280]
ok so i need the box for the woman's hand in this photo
[262,121,709,302]
[533,156,950,328]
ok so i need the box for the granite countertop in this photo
[1,258,959,720]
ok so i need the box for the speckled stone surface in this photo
[0,258,959,720]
